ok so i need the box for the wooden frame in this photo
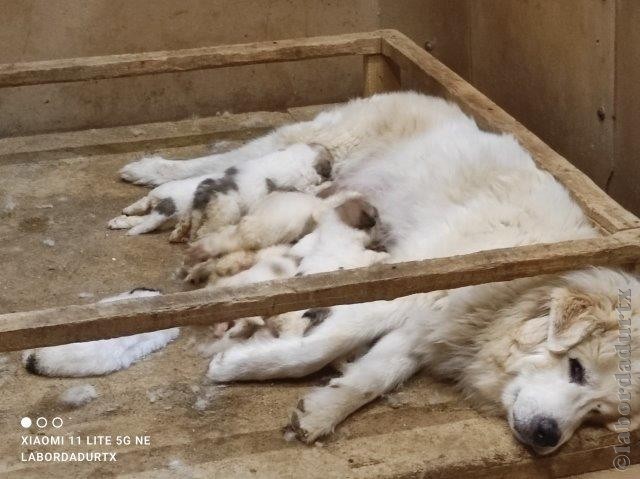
[1,29,639,352]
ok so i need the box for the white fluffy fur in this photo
[59,384,98,407]
[22,289,179,377]
[196,194,389,355]
[83,92,640,454]
[108,173,219,235]
[111,142,329,238]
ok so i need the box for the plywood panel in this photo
[0,0,378,135]
[0,57,363,136]
[0,0,379,63]
[612,0,640,213]
[468,0,615,188]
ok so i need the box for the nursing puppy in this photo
[111,92,640,453]
[194,192,389,353]
[109,142,331,239]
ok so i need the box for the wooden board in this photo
[2,230,640,352]
[380,29,640,234]
[1,29,639,355]
[0,31,381,87]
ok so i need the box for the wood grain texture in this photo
[0,31,381,87]
[2,230,640,352]
[380,29,640,233]
[363,54,401,96]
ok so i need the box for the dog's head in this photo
[501,268,640,455]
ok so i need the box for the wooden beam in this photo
[380,29,640,234]
[2,229,640,352]
[363,54,401,96]
[0,32,382,88]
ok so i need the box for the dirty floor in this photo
[0,107,635,478]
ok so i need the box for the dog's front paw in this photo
[119,156,178,186]
[206,352,237,382]
[284,396,335,444]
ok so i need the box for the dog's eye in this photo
[569,358,586,385]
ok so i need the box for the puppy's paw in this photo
[169,217,191,243]
[184,260,216,285]
[185,241,215,265]
[214,251,255,276]
[119,156,178,186]
[107,215,141,230]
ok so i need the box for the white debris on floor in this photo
[1,194,15,215]
[42,239,55,247]
[0,355,15,386]
[59,384,98,408]
[146,386,167,403]
[167,458,198,478]
[192,384,226,412]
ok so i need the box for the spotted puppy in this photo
[108,173,227,236]
[108,142,331,238]
[172,142,332,241]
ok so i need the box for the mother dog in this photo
[38,93,640,454]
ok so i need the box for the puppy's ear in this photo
[316,182,337,199]
[335,197,378,230]
[547,288,602,353]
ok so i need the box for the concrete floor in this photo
[0,108,636,478]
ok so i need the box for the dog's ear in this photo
[547,288,602,353]
[335,197,378,230]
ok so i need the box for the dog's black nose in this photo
[531,416,560,448]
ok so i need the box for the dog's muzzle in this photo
[515,415,561,449]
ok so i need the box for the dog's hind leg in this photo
[207,300,403,382]
[126,212,171,235]
[109,197,179,235]
[286,324,423,443]
[120,134,281,186]
[122,196,152,215]
[107,214,146,230]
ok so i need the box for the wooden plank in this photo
[363,54,401,96]
[2,229,640,352]
[0,31,382,88]
[380,29,640,234]
[0,111,292,164]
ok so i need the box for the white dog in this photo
[30,92,640,455]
